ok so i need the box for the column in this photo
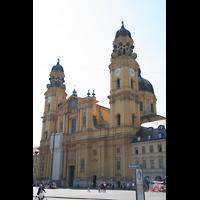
[97,145,101,178]
[79,108,82,131]
[62,146,67,178]
[46,150,50,178]
[65,114,69,133]
[100,145,105,178]
[75,148,79,178]
[58,114,61,132]
[84,144,90,180]
[63,113,66,133]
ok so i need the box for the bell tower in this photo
[41,59,68,141]
[108,21,140,131]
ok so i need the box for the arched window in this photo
[132,114,134,125]
[45,131,48,139]
[117,79,120,89]
[123,49,126,55]
[151,103,154,112]
[140,102,143,111]
[131,79,133,89]
[117,114,120,125]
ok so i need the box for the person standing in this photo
[98,184,101,192]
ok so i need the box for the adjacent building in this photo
[130,119,166,183]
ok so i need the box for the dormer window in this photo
[158,125,165,130]
[137,137,141,141]
[158,133,162,138]
[147,127,154,132]
[147,135,151,140]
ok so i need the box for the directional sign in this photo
[136,169,145,200]
[128,164,141,168]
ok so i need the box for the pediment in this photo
[57,99,68,110]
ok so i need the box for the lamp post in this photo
[50,94,58,187]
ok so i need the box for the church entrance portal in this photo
[117,181,121,188]
[93,175,96,188]
[69,166,75,187]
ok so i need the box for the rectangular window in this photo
[142,146,146,154]
[150,160,155,169]
[140,102,143,111]
[134,147,138,154]
[157,144,162,152]
[149,145,154,153]
[158,159,163,169]
[117,148,120,153]
[135,160,139,164]
[72,119,76,134]
[117,161,120,170]
[142,160,147,169]
[83,117,86,126]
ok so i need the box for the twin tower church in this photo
[37,21,165,187]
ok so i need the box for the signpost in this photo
[128,164,145,200]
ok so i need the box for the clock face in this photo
[130,68,135,77]
[47,96,51,103]
[115,68,121,76]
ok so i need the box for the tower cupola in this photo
[115,21,131,38]
[111,21,137,60]
[51,58,64,72]
[47,59,66,91]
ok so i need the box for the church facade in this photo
[37,22,165,187]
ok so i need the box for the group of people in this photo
[98,182,114,192]
[35,181,57,189]
[87,182,115,192]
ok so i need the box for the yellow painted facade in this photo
[37,22,165,187]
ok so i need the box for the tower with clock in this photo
[108,21,140,131]
[42,59,68,141]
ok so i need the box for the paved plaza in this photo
[33,187,166,200]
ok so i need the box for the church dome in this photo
[138,68,154,94]
[51,59,64,72]
[115,21,131,38]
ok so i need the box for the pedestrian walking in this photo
[104,182,106,192]
[101,182,104,192]
[87,183,91,192]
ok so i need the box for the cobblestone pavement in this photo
[33,187,166,200]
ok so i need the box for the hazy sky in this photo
[33,0,166,147]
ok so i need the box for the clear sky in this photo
[33,0,166,147]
